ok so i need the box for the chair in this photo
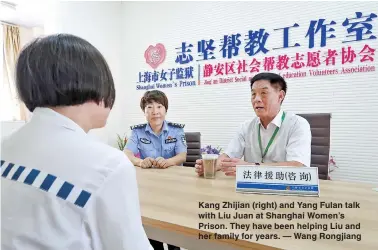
[184,132,201,167]
[296,113,331,180]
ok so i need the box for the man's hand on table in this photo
[195,157,252,176]
[220,158,249,176]
[195,159,222,176]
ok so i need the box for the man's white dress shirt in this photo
[224,110,312,167]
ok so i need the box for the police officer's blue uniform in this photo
[126,121,187,161]
[126,120,186,250]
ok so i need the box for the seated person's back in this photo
[1,34,152,250]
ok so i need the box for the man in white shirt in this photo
[195,72,311,176]
[1,34,152,250]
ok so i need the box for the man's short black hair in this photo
[250,72,287,94]
[16,34,115,112]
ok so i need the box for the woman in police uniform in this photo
[124,90,187,250]
[1,34,152,250]
[125,90,187,169]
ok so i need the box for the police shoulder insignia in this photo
[130,123,147,130]
[168,122,185,128]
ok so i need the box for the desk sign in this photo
[236,166,319,197]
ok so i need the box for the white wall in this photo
[44,1,124,145]
[26,1,378,184]
[121,2,378,184]
[0,0,45,28]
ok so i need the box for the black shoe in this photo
[167,244,180,250]
[149,239,164,250]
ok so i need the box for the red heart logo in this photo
[144,43,166,69]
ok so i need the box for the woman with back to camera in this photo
[1,34,152,250]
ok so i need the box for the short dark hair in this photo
[16,34,115,112]
[250,72,287,94]
[140,90,168,111]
